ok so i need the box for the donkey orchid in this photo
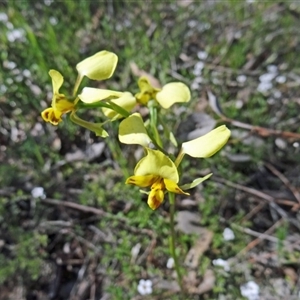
[41,50,118,126]
[126,148,188,210]
[135,76,191,109]
[41,70,75,125]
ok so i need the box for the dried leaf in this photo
[207,90,223,116]
[184,229,213,268]
[176,211,203,235]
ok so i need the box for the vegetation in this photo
[1,1,300,299]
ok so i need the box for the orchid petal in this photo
[41,107,61,125]
[164,179,189,195]
[49,69,64,96]
[126,174,158,188]
[134,148,179,183]
[148,188,165,210]
[78,87,123,103]
[156,82,191,109]
[118,113,151,146]
[135,76,160,105]
[55,99,75,113]
[76,50,118,81]
[182,125,231,158]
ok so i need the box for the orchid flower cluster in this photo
[41,50,231,210]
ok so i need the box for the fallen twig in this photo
[213,177,300,229]
[264,162,300,209]
[207,90,300,140]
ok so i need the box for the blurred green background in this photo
[1,1,300,299]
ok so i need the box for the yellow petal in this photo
[102,92,136,119]
[156,82,191,109]
[76,50,118,81]
[49,69,64,96]
[41,107,62,125]
[148,188,165,210]
[55,99,75,113]
[78,87,123,104]
[134,148,179,183]
[135,76,160,105]
[164,179,189,195]
[126,174,158,188]
[181,125,231,158]
[118,113,151,146]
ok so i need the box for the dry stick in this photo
[264,162,300,209]
[222,116,300,140]
[213,177,300,230]
[207,88,300,140]
[214,177,275,202]
[41,198,157,240]
[235,218,284,256]
[242,202,266,222]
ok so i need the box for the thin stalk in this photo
[148,102,163,148]
[174,148,185,168]
[76,101,129,118]
[73,74,83,96]
[168,192,184,293]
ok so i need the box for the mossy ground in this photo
[0,1,300,299]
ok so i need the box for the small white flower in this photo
[197,51,208,60]
[273,90,282,98]
[293,142,299,148]
[0,12,8,22]
[223,227,235,241]
[276,75,286,84]
[31,187,46,199]
[166,257,174,269]
[267,64,278,74]
[257,82,272,93]
[236,74,247,83]
[6,28,25,42]
[240,281,260,300]
[193,61,205,76]
[212,258,230,271]
[259,73,276,83]
[137,279,153,295]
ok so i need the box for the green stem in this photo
[69,112,109,137]
[76,101,130,118]
[148,102,163,148]
[73,74,83,96]
[168,192,184,293]
[174,148,185,168]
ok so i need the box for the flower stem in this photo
[174,148,185,168]
[148,101,163,148]
[168,192,184,293]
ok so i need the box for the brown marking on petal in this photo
[149,196,161,210]
[126,178,135,185]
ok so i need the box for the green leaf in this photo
[179,173,213,190]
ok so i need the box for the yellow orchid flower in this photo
[41,50,118,125]
[41,70,75,125]
[126,148,189,210]
[135,76,191,109]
